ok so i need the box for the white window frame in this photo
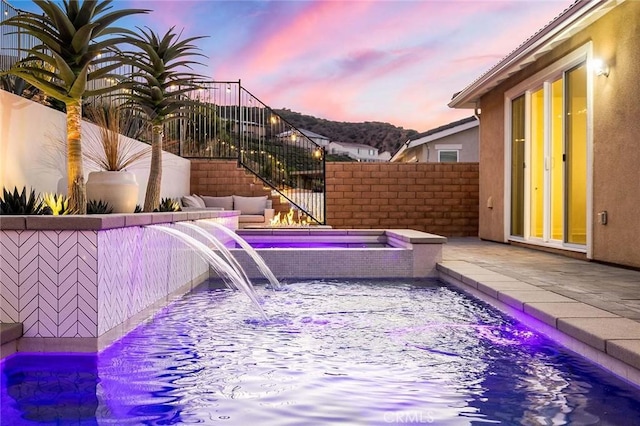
[438,150,459,163]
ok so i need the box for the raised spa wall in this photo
[0,212,445,356]
[233,228,446,280]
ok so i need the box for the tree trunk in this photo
[66,99,86,214]
[144,123,163,212]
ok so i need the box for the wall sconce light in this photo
[592,58,609,77]
[474,103,482,118]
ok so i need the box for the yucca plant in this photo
[42,193,74,215]
[0,0,149,213]
[84,104,151,171]
[87,199,113,214]
[153,197,181,212]
[0,187,52,215]
[122,26,207,212]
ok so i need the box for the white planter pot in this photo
[86,171,139,213]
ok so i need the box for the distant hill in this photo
[274,108,419,155]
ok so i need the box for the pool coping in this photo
[0,210,240,230]
[437,260,640,388]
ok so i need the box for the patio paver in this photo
[440,237,640,382]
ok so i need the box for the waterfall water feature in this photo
[196,220,281,289]
[147,225,267,319]
[175,222,253,288]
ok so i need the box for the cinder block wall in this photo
[190,160,267,197]
[326,163,478,237]
[189,160,290,213]
[190,160,479,237]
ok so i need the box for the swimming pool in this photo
[2,279,640,424]
[247,241,387,248]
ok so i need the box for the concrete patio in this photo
[438,237,640,386]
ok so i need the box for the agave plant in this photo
[87,199,113,214]
[0,0,149,213]
[42,193,74,215]
[153,197,181,212]
[122,26,207,212]
[0,187,52,215]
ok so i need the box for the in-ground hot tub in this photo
[228,228,447,280]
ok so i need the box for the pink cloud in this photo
[127,0,574,132]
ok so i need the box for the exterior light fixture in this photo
[592,58,609,77]
[474,102,481,118]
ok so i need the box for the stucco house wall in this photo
[413,126,479,163]
[392,118,478,164]
[474,0,640,268]
[476,91,505,242]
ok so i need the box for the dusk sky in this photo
[16,0,574,132]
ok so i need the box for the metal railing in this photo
[0,0,38,71]
[0,1,326,224]
[165,81,326,224]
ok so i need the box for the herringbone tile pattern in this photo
[0,230,98,337]
[1,222,214,339]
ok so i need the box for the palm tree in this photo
[0,0,148,213]
[124,26,207,212]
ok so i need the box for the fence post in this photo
[237,79,242,167]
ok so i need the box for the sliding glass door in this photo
[510,95,525,237]
[566,65,587,244]
[509,62,588,248]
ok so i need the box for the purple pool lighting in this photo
[247,241,387,249]
[2,279,640,425]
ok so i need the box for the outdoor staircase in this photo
[190,159,291,216]
[173,81,326,224]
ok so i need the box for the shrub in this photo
[87,199,113,214]
[0,187,52,215]
[42,193,74,215]
[154,198,181,212]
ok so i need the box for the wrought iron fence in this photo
[0,0,37,71]
[166,81,326,224]
[0,1,325,224]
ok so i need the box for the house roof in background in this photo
[390,116,478,162]
[449,0,618,109]
[408,116,477,142]
[331,141,378,151]
[299,129,330,140]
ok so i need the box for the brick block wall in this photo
[189,160,290,213]
[190,160,479,236]
[190,160,267,197]
[326,163,478,237]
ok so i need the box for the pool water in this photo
[2,279,640,425]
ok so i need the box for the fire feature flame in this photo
[270,208,313,227]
